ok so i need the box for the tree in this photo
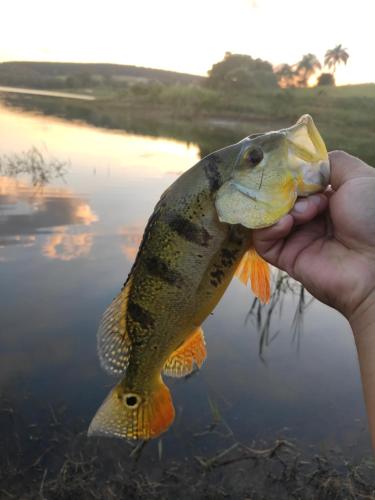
[274,63,297,88]
[295,53,322,87]
[316,72,335,86]
[207,52,278,90]
[324,44,349,74]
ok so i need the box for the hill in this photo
[0,61,204,89]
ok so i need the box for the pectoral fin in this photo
[163,327,206,378]
[97,278,133,376]
[235,248,271,304]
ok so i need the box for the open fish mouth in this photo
[284,114,330,194]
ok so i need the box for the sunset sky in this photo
[2,0,374,85]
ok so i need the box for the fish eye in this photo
[245,146,264,167]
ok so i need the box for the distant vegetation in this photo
[4,80,375,165]
[0,61,203,90]
[0,45,349,92]
[1,45,374,165]
[207,52,278,91]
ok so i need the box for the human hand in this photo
[253,151,375,324]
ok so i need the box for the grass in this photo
[1,391,374,499]
[3,82,375,165]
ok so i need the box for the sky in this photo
[1,0,374,85]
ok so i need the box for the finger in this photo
[276,216,327,277]
[291,193,328,225]
[329,150,375,190]
[253,214,294,266]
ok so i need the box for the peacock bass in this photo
[88,115,329,440]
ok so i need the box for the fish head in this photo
[215,114,329,229]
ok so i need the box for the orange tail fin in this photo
[88,377,175,440]
[235,248,271,304]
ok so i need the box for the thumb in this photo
[329,151,374,190]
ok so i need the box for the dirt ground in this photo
[0,393,374,500]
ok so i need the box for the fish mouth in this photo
[284,114,330,195]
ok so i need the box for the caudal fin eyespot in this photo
[123,393,141,409]
[88,379,175,440]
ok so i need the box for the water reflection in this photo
[0,173,97,257]
[119,225,143,261]
[42,229,94,261]
[246,271,312,357]
[2,93,243,159]
[0,103,370,475]
[0,146,68,186]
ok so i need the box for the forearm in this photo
[350,294,375,451]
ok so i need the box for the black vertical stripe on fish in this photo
[220,248,238,268]
[168,215,212,247]
[210,267,225,285]
[227,227,244,246]
[203,154,222,192]
[127,301,155,330]
[143,255,184,288]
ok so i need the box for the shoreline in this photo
[0,392,373,499]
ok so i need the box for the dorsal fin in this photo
[235,248,271,304]
[97,277,133,376]
[163,327,206,378]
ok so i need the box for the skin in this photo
[252,150,375,450]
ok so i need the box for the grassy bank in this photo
[2,83,375,164]
[108,82,375,161]
[1,392,374,499]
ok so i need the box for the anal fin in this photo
[163,327,206,378]
[97,278,133,376]
[235,248,271,304]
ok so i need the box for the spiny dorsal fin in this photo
[88,377,175,440]
[163,327,206,378]
[235,248,271,304]
[97,278,133,376]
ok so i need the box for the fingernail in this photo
[293,199,308,213]
[274,217,286,227]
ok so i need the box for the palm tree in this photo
[324,44,349,74]
[295,54,322,87]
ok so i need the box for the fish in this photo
[88,114,329,440]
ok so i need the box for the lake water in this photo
[0,100,372,495]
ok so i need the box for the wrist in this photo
[349,290,375,341]
[348,290,375,451]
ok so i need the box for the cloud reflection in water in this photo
[42,229,94,261]
[0,176,98,259]
[119,225,143,262]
